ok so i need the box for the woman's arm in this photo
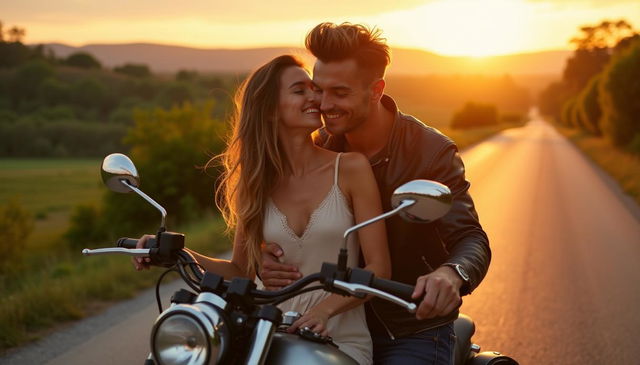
[289,152,390,335]
[134,230,253,280]
[190,228,253,280]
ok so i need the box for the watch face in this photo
[457,266,470,281]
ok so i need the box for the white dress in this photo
[262,153,372,364]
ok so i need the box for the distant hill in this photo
[42,42,570,76]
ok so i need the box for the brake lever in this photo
[332,280,417,313]
[82,247,151,257]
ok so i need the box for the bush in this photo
[101,101,227,234]
[560,97,577,127]
[577,74,602,135]
[114,63,151,78]
[599,40,640,147]
[65,52,101,69]
[70,78,108,110]
[10,60,54,105]
[0,200,34,268]
[451,102,498,129]
[39,77,71,106]
[65,205,107,250]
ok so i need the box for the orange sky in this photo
[3,0,640,57]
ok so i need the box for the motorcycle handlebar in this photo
[371,277,418,304]
[109,238,420,309]
[117,237,156,249]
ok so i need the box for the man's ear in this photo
[370,78,385,102]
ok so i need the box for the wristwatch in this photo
[442,263,470,290]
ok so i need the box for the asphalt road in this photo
[2,114,639,364]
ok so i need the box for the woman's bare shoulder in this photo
[339,152,370,171]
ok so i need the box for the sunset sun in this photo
[382,0,532,57]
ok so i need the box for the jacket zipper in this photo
[421,256,434,272]
[370,303,396,340]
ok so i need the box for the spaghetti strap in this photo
[334,153,342,185]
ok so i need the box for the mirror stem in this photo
[120,179,167,230]
[338,199,416,272]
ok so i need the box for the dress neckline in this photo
[270,184,340,240]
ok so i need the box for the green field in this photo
[1,159,104,257]
[0,158,232,351]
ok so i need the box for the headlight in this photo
[152,293,229,365]
[154,313,209,364]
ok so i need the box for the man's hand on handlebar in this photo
[259,242,302,290]
[132,234,154,271]
[412,266,463,320]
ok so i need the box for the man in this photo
[261,22,491,364]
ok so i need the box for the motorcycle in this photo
[82,153,517,365]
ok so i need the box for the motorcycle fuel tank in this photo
[265,332,358,365]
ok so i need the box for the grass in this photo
[0,158,103,254]
[0,214,230,351]
[552,125,640,205]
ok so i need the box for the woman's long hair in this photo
[214,55,303,276]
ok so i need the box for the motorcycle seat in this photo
[453,313,475,365]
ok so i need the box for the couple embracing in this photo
[136,22,490,365]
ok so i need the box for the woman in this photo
[136,55,390,364]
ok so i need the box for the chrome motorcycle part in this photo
[390,179,452,223]
[101,153,139,192]
[151,301,229,365]
[101,153,168,230]
[332,280,417,312]
[246,319,277,365]
[81,247,150,257]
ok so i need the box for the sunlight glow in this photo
[378,0,532,57]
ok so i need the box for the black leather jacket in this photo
[314,95,491,338]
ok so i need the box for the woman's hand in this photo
[132,234,154,271]
[287,307,330,337]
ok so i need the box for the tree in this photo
[599,40,640,147]
[65,205,106,249]
[564,19,638,92]
[101,101,228,235]
[70,78,107,109]
[9,60,54,106]
[65,52,101,69]
[156,82,194,108]
[114,63,151,78]
[560,97,577,127]
[538,81,572,121]
[451,102,498,129]
[570,19,636,50]
[7,26,26,43]
[577,74,602,135]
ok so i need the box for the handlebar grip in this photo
[116,237,156,249]
[371,277,418,304]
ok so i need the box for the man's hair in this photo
[305,22,390,80]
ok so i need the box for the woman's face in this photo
[277,66,321,130]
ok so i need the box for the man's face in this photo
[312,58,373,136]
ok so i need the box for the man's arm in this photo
[430,142,491,295]
[412,141,491,319]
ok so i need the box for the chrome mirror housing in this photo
[101,153,140,193]
[391,180,452,223]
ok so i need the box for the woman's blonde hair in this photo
[213,55,304,276]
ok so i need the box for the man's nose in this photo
[319,94,333,112]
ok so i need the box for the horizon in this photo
[35,40,572,59]
[3,0,640,58]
